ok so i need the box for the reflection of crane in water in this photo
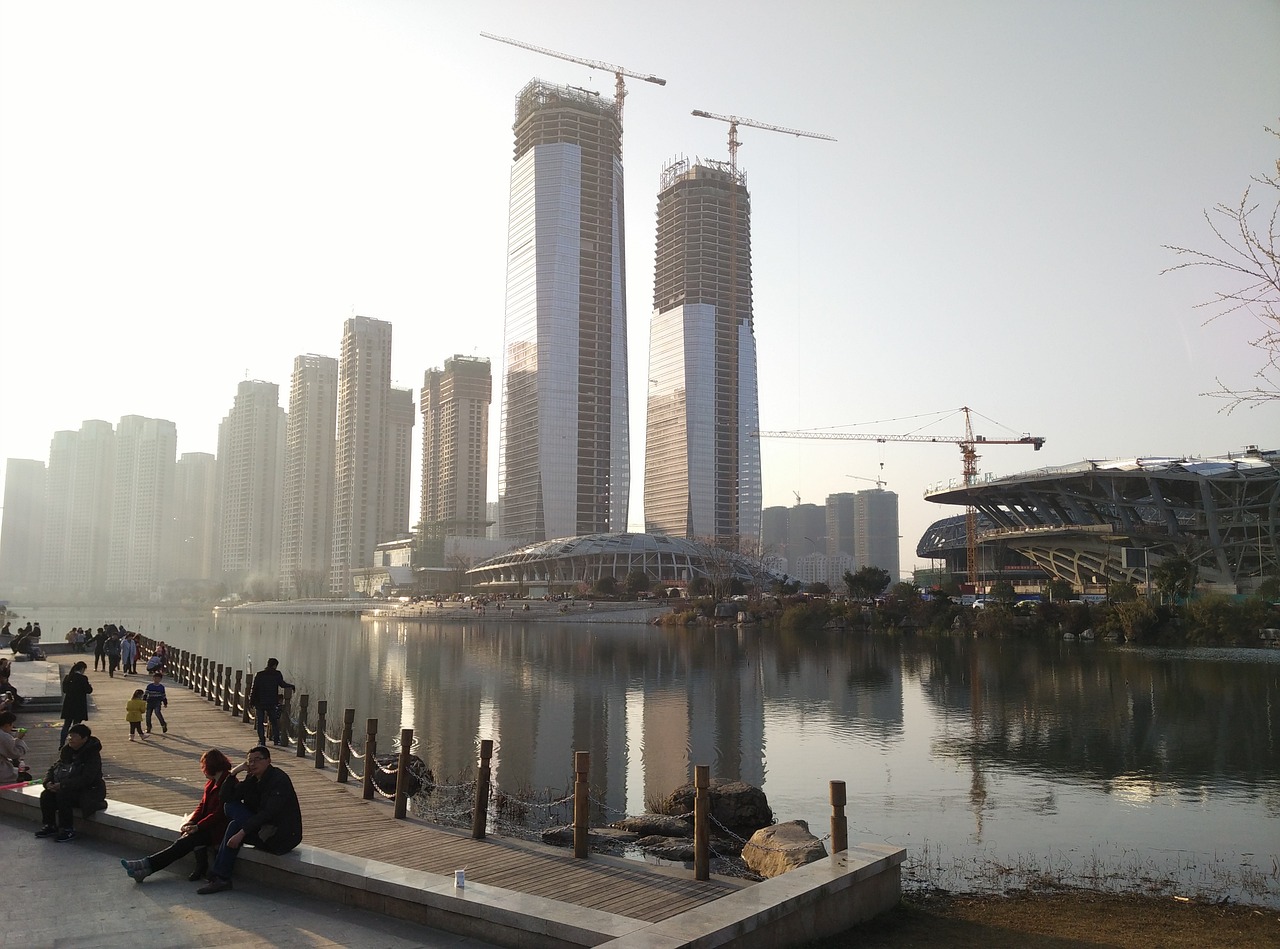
[969,644,988,841]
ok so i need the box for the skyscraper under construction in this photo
[498,80,630,544]
[644,159,761,545]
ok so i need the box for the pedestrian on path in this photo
[91,627,106,671]
[59,661,92,748]
[105,632,121,678]
[126,690,146,742]
[197,745,302,894]
[250,658,294,746]
[121,748,237,883]
[120,633,137,676]
[144,671,168,734]
[0,711,29,785]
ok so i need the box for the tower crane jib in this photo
[753,409,1045,587]
[480,32,666,124]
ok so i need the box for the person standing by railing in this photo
[249,658,294,747]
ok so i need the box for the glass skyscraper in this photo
[498,80,630,544]
[644,160,761,545]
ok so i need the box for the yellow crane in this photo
[480,32,666,125]
[755,408,1046,587]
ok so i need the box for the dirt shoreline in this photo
[823,887,1280,947]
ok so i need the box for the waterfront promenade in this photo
[2,650,903,949]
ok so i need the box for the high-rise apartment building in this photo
[331,316,394,594]
[382,386,415,541]
[498,80,629,543]
[281,354,338,599]
[0,458,46,596]
[40,421,114,599]
[173,452,218,582]
[855,489,900,580]
[645,160,761,545]
[217,380,284,592]
[106,415,177,597]
[421,356,491,538]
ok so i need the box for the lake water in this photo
[30,607,1280,904]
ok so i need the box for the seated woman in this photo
[120,748,238,883]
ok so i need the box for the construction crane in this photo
[755,407,1046,587]
[690,110,836,176]
[480,32,666,125]
[846,473,888,489]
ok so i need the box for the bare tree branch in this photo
[1163,124,1280,413]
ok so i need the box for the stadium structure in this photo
[918,447,1279,592]
[466,533,776,595]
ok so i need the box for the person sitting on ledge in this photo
[35,723,107,842]
[121,748,238,883]
[197,744,302,894]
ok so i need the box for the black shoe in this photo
[34,824,57,838]
[54,829,77,842]
[188,868,208,882]
[197,877,232,895]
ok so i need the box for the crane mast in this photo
[755,408,1046,586]
[481,32,666,125]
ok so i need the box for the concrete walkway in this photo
[0,819,495,949]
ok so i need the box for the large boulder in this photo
[657,780,773,839]
[741,820,827,878]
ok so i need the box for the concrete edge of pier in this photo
[0,785,904,949]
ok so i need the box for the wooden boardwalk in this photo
[19,659,746,923]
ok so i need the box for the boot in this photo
[189,848,209,882]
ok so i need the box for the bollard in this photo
[573,751,590,859]
[471,739,493,840]
[314,701,328,769]
[337,708,355,783]
[694,764,710,881]
[394,728,413,819]
[830,780,848,854]
[213,662,223,702]
[241,674,253,725]
[233,671,243,717]
[221,666,231,711]
[296,695,310,758]
[362,719,378,801]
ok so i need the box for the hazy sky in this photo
[1,0,1277,575]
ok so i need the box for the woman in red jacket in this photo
[119,748,237,882]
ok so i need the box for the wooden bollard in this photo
[694,764,710,881]
[241,674,252,724]
[361,719,378,801]
[296,695,310,758]
[830,780,848,854]
[394,728,413,819]
[213,662,222,702]
[573,751,590,859]
[472,739,493,840]
[314,701,327,769]
[221,667,231,711]
[337,709,355,783]
[233,671,243,716]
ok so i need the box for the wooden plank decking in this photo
[17,660,746,923]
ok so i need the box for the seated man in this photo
[198,745,302,894]
[35,723,107,842]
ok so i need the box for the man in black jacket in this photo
[197,745,302,894]
[35,723,107,842]
[249,658,294,747]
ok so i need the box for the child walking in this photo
[126,690,147,741]
[144,671,168,735]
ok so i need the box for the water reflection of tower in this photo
[969,645,988,840]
